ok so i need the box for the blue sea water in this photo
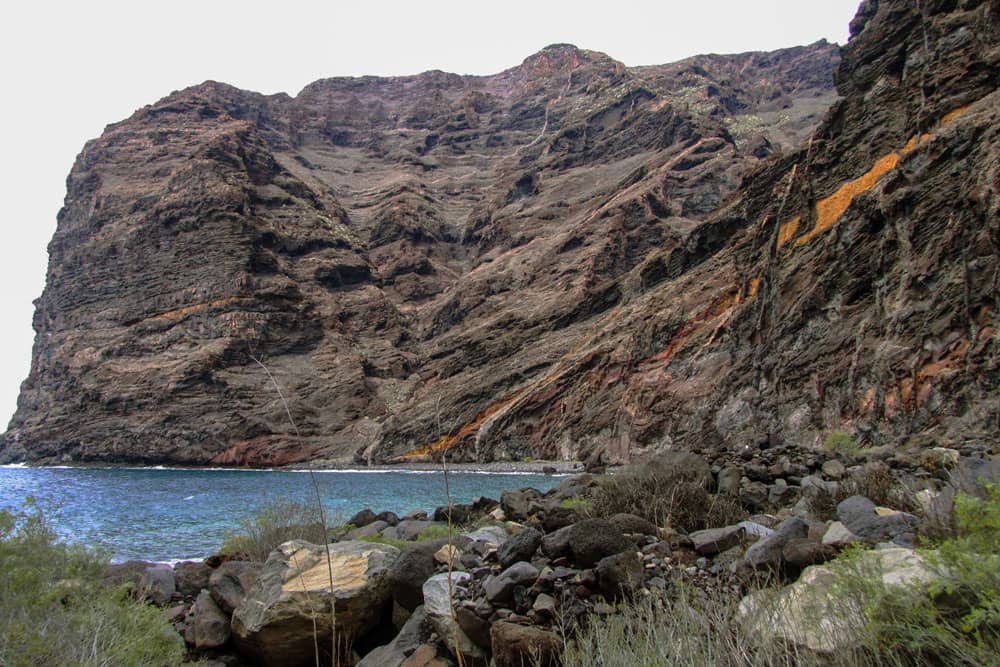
[0,465,560,562]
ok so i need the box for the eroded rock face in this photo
[231,540,398,666]
[0,42,840,466]
[4,0,997,468]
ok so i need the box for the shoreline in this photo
[1,460,584,474]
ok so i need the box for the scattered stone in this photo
[484,562,540,603]
[345,520,390,540]
[821,521,862,548]
[540,525,573,560]
[423,572,486,664]
[357,606,429,667]
[690,525,745,556]
[500,489,543,522]
[434,544,462,567]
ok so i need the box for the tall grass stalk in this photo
[250,353,339,666]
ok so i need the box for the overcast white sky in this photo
[0,0,860,427]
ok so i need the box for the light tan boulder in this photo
[231,540,399,666]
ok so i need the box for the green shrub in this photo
[823,431,860,456]
[220,496,331,561]
[351,524,452,549]
[559,497,593,515]
[590,462,743,532]
[825,484,1000,665]
[0,498,184,667]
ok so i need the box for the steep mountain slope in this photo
[4,2,994,467]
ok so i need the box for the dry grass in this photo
[591,461,743,533]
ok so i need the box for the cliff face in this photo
[2,1,996,467]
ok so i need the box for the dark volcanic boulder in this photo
[497,527,542,568]
[836,496,919,546]
[386,539,449,611]
[174,560,212,598]
[566,518,634,568]
[491,621,562,667]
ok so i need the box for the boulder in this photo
[423,572,487,664]
[491,621,562,667]
[608,513,660,536]
[539,506,582,532]
[105,559,155,588]
[821,460,846,480]
[138,564,176,606]
[821,521,862,547]
[690,525,745,556]
[739,548,939,654]
[595,551,644,600]
[716,466,741,496]
[566,518,634,567]
[357,606,428,667]
[497,527,542,568]
[484,562,540,603]
[344,520,390,540]
[376,511,401,526]
[500,489,543,522]
[231,540,399,666]
[781,538,837,570]
[190,589,230,649]
[208,560,262,614]
[348,508,378,528]
[836,496,919,545]
[173,560,212,598]
[741,517,809,571]
[462,525,508,550]
[540,524,573,559]
[456,605,492,650]
[386,539,449,611]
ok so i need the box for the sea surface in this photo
[0,465,560,562]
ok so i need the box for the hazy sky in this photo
[0,0,860,427]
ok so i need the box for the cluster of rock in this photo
[110,445,996,666]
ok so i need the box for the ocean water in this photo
[0,465,560,562]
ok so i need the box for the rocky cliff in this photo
[2,0,997,467]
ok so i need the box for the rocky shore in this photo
[109,443,998,666]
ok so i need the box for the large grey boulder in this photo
[739,548,940,654]
[690,525,745,556]
[423,572,487,664]
[174,560,212,598]
[231,540,399,666]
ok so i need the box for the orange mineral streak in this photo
[776,216,800,249]
[146,297,250,322]
[793,152,900,248]
[781,104,971,249]
[648,286,746,364]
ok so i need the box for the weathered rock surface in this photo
[231,540,399,666]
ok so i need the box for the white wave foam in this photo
[0,462,28,468]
